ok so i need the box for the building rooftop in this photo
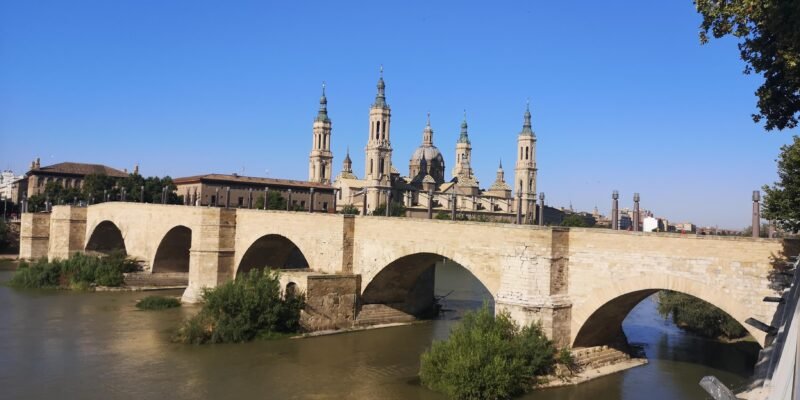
[31,162,128,178]
[174,173,334,190]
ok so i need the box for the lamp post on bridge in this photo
[427,188,434,219]
[263,187,269,210]
[611,190,619,230]
[538,192,545,226]
[309,188,315,213]
[633,193,640,232]
[752,190,761,238]
[385,189,392,217]
[515,192,522,225]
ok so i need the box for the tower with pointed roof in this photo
[309,82,334,184]
[409,113,445,184]
[364,67,393,211]
[514,101,538,216]
[452,111,473,179]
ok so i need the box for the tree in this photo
[254,191,287,210]
[657,291,747,339]
[695,0,800,130]
[372,201,406,217]
[560,214,589,227]
[762,136,800,233]
[339,204,359,215]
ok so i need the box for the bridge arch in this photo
[151,225,192,273]
[85,220,127,255]
[361,252,494,317]
[571,276,764,348]
[236,234,310,277]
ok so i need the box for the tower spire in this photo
[423,112,433,145]
[458,109,470,144]
[520,100,534,136]
[316,81,330,122]
[372,66,387,108]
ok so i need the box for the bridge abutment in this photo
[19,213,51,260]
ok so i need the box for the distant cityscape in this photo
[0,158,755,236]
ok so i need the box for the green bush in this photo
[174,269,305,344]
[372,201,406,217]
[657,291,747,339]
[8,252,141,289]
[137,295,181,310]
[8,258,62,288]
[340,204,360,215]
[420,304,557,400]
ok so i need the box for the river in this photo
[0,265,760,400]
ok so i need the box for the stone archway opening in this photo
[360,253,493,320]
[85,221,127,256]
[152,226,192,273]
[572,290,756,351]
[237,234,310,277]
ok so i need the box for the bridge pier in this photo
[47,206,87,261]
[495,228,573,347]
[182,208,237,303]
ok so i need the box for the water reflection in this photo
[0,268,759,400]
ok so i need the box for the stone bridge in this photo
[19,203,799,348]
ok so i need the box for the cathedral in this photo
[309,69,540,221]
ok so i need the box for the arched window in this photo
[370,159,374,175]
[519,147,523,160]
[525,147,529,160]
[377,121,381,140]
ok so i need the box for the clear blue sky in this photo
[0,1,795,229]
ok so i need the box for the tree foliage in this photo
[657,291,747,339]
[695,0,800,130]
[254,191,287,210]
[372,201,407,217]
[420,304,558,400]
[339,204,360,215]
[560,214,590,227]
[174,269,305,344]
[8,252,141,289]
[762,136,800,232]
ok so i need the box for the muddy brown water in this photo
[0,264,759,399]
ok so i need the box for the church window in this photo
[519,147,523,160]
[377,121,381,139]
[525,147,529,160]
[370,159,374,175]
[321,164,326,179]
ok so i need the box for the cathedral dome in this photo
[410,145,444,165]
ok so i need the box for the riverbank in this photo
[537,358,649,389]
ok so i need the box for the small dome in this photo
[410,145,444,164]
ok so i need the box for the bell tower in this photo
[364,66,393,211]
[309,82,333,184]
[514,101,537,216]
[452,110,473,179]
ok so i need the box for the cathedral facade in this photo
[310,70,539,221]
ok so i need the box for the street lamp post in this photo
[752,190,761,238]
[538,192,545,226]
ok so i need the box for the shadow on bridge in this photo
[152,226,191,273]
[85,220,127,256]
[237,234,309,276]
[361,252,494,320]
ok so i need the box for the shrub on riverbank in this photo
[8,252,140,289]
[657,290,747,340]
[174,269,305,344]
[419,304,558,400]
[136,295,181,310]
